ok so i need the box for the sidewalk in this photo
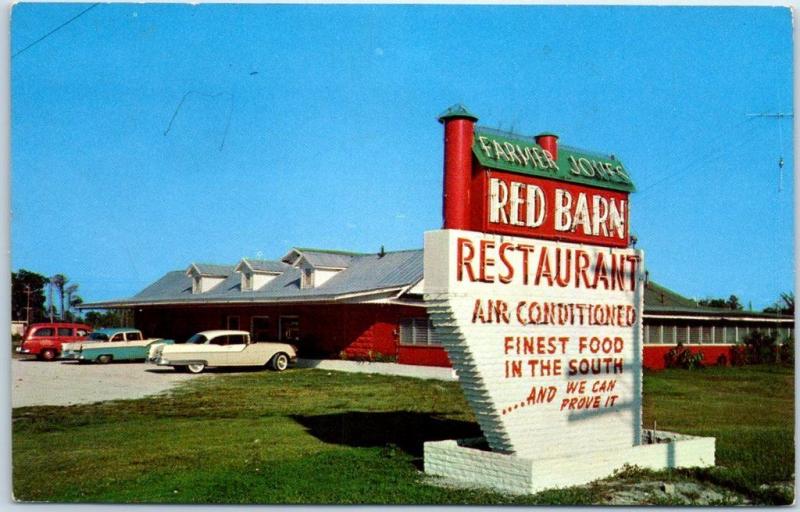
[296,358,458,382]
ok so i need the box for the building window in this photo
[399,318,440,346]
[243,273,253,291]
[662,325,675,345]
[702,325,714,344]
[192,275,202,294]
[251,316,271,342]
[280,316,300,341]
[301,268,314,289]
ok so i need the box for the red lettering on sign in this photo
[457,237,476,282]
[498,242,515,283]
[478,239,495,283]
[478,170,630,248]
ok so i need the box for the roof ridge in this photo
[646,280,698,305]
[293,247,367,256]
[353,248,422,257]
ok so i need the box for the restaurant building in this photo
[83,246,792,370]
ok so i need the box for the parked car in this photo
[148,330,297,374]
[61,328,175,363]
[16,322,92,360]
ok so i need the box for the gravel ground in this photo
[11,357,205,408]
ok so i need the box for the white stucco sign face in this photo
[424,229,645,459]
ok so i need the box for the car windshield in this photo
[87,333,109,341]
[187,334,209,344]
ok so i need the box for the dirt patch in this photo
[12,358,205,407]
[594,479,749,505]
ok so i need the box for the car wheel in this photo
[97,354,112,364]
[271,353,289,372]
[41,349,56,361]
[186,363,205,374]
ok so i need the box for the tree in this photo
[65,284,81,321]
[51,274,68,320]
[11,270,48,322]
[764,292,795,315]
[84,309,125,328]
[698,295,744,311]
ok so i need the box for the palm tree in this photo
[50,274,67,320]
[47,279,55,322]
[65,284,79,320]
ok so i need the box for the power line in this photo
[163,90,235,151]
[636,117,755,195]
[12,3,100,59]
[746,111,793,192]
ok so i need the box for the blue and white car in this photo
[61,328,174,363]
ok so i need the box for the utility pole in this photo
[746,112,793,192]
[23,284,32,326]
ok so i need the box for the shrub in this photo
[742,330,779,365]
[779,335,794,366]
[730,344,750,366]
[665,342,704,369]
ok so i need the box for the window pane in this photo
[127,332,142,341]
[413,318,427,345]
[428,319,440,346]
[690,326,702,344]
[399,319,412,344]
[675,325,689,344]
[57,328,72,336]
[644,324,660,345]
[33,328,54,337]
[702,326,714,344]
[662,326,675,344]
[724,326,736,343]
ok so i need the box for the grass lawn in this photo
[12,364,794,504]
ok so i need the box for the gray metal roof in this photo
[132,271,193,300]
[86,249,423,307]
[190,263,235,277]
[244,259,290,273]
[299,251,358,269]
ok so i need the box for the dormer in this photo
[235,259,289,291]
[186,263,233,294]
[281,248,361,289]
[297,255,347,289]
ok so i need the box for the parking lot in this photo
[12,356,206,408]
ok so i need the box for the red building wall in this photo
[642,344,736,370]
[133,303,452,366]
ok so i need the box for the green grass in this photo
[12,365,794,504]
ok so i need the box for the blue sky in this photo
[10,3,794,309]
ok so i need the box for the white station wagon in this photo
[148,330,297,374]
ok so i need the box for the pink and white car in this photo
[148,330,297,374]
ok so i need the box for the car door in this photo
[217,334,250,366]
[124,331,150,359]
[186,334,242,366]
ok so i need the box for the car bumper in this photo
[60,352,81,360]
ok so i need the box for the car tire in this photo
[40,349,57,361]
[97,354,112,364]
[271,353,289,372]
[187,363,205,374]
